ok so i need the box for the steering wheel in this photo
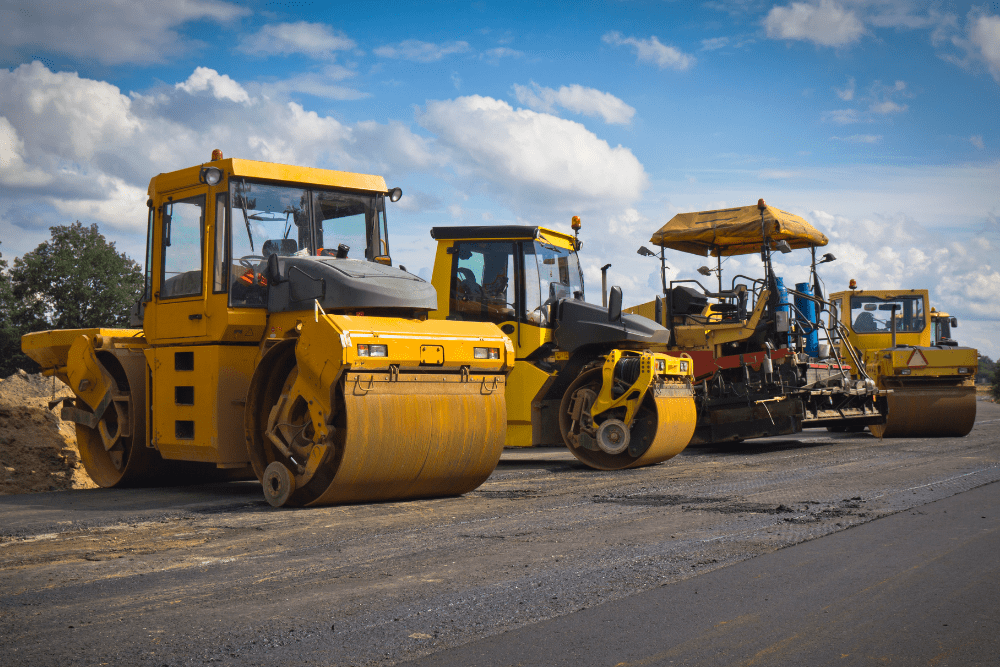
[483,274,508,299]
[238,255,265,269]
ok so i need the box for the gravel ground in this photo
[1,400,998,666]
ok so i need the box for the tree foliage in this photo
[0,242,25,377]
[991,360,1000,402]
[1,223,143,378]
[978,355,996,385]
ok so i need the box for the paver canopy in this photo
[649,203,829,257]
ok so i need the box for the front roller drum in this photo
[247,345,506,507]
[869,385,977,438]
[558,369,696,470]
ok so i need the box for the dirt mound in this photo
[0,370,97,494]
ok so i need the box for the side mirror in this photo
[608,286,623,323]
[654,295,664,327]
[951,317,958,328]
[266,254,282,285]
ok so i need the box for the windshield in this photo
[228,179,388,307]
[850,295,925,333]
[530,241,584,320]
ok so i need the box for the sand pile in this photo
[0,370,98,494]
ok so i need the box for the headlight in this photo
[958,367,970,374]
[900,368,911,375]
[199,166,224,186]
[655,359,666,373]
[474,347,500,360]
[357,344,388,357]
[679,360,689,373]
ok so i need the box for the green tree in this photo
[2,222,143,377]
[992,361,1000,402]
[0,241,27,377]
[978,355,996,386]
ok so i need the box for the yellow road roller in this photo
[829,287,977,437]
[22,153,512,506]
[427,222,696,471]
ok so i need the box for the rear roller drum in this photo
[869,385,976,438]
[558,368,696,470]
[74,353,158,488]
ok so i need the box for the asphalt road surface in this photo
[2,399,998,667]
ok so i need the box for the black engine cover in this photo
[267,257,436,313]
[552,299,671,353]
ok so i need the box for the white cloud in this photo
[701,37,730,51]
[374,40,470,63]
[823,109,860,124]
[259,66,369,101]
[0,0,248,65]
[764,0,866,47]
[968,9,1000,82]
[971,135,985,150]
[481,47,524,64]
[176,67,252,104]
[0,117,52,187]
[0,62,440,251]
[416,95,648,213]
[602,32,695,71]
[512,82,636,125]
[834,76,855,100]
[237,21,355,59]
[805,209,1000,327]
[869,99,907,114]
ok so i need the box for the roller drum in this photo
[869,385,976,438]
[246,344,506,507]
[307,378,506,506]
[559,369,696,470]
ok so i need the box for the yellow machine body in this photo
[22,157,512,506]
[830,288,977,437]
[428,224,696,470]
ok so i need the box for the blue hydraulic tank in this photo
[795,281,819,357]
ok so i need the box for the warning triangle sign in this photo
[907,348,928,369]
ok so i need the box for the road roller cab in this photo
[22,153,513,506]
[624,200,885,443]
[829,288,977,437]
[428,223,697,471]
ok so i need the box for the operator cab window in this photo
[850,295,925,333]
[450,241,517,324]
[525,240,585,327]
[160,195,205,299]
[312,191,383,260]
[229,180,310,308]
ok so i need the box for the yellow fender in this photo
[590,350,690,427]
[61,335,128,450]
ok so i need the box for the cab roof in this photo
[148,157,389,198]
[431,225,576,248]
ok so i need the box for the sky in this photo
[1,0,998,356]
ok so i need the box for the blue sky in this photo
[2,0,998,355]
